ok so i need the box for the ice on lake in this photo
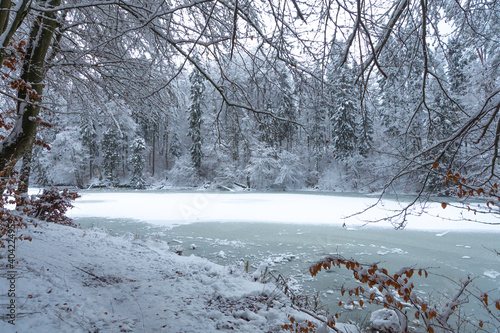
[68,190,500,322]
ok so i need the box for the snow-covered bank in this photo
[1,222,342,333]
[68,191,500,232]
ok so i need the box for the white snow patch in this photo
[252,260,271,281]
[484,270,500,279]
[67,191,500,232]
[370,308,402,333]
[377,246,407,255]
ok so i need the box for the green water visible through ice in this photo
[74,217,499,325]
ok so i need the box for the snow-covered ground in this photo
[0,221,362,333]
[1,190,498,333]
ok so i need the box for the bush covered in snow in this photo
[246,147,304,190]
[167,155,201,187]
[274,150,305,190]
[246,146,280,189]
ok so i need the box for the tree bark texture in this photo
[0,0,61,174]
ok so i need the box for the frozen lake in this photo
[67,190,500,322]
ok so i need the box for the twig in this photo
[73,266,110,285]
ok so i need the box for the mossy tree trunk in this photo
[0,0,30,66]
[0,0,61,175]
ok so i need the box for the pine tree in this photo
[447,36,468,95]
[275,66,297,149]
[101,128,120,186]
[331,99,357,160]
[129,137,146,189]
[330,65,358,160]
[170,131,182,160]
[427,54,463,191]
[256,97,278,148]
[188,64,205,172]
[353,62,373,158]
[357,109,374,158]
[310,87,327,174]
[80,121,99,180]
[377,36,426,155]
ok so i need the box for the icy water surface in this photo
[75,217,500,323]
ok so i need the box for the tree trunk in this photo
[0,0,61,175]
[152,134,155,176]
[0,0,12,34]
[0,0,30,66]
[18,147,32,206]
[89,159,93,180]
[165,132,168,170]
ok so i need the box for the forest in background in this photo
[28,32,494,195]
[0,2,498,331]
[0,0,498,200]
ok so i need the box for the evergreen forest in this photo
[0,0,497,205]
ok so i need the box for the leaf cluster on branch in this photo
[284,254,500,333]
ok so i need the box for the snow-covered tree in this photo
[275,66,297,150]
[329,64,358,161]
[303,71,329,178]
[0,0,497,215]
[357,107,374,158]
[377,36,427,156]
[188,64,205,172]
[80,119,99,181]
[274,150,304,190]
[169,131,182,162]
[245,146,280,190]
[129,137,146,189]
[101,129,121,186]
[34,128,85,187]
[331,98,357,161]
[447,36,469,96]
[167,155,200,188]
